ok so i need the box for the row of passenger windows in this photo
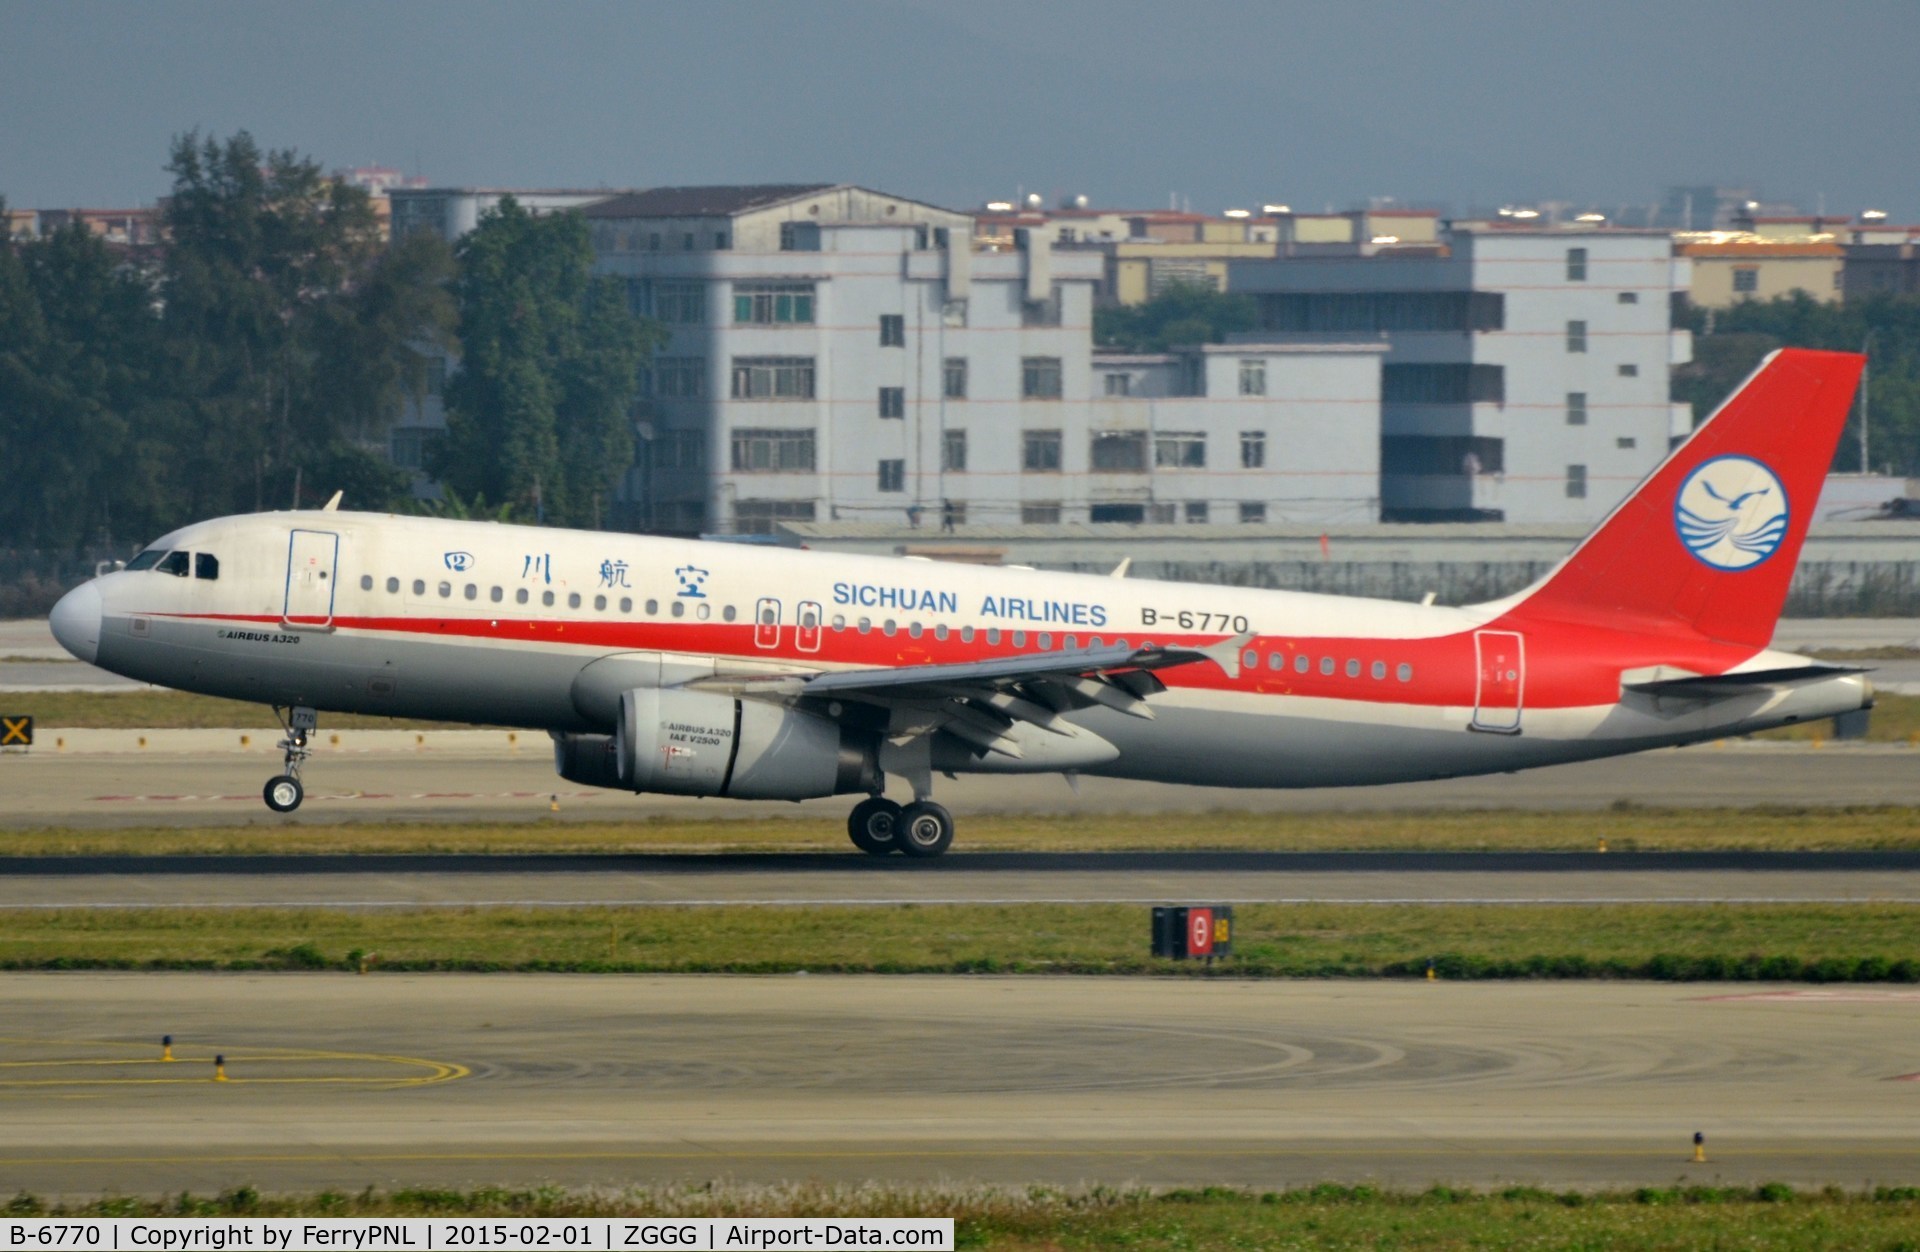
[358,572,1415,681]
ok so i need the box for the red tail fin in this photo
[1510,348,1864,647]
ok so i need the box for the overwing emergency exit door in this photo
[283,529,339,629]
[754,597,782,649]
[1471,629,1524,733]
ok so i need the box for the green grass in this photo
[10,1182,1920,1248]
[8,804,1920,856]
[2,902,1915,980]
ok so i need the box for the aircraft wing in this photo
[695,633,1252,758]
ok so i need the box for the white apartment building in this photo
[1231,225,1693,523]
[585,185,1385,534]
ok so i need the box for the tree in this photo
[1677,292,1920,475]
[1093,281,1259,353]
[434,197,663,528]
[157,130,456,517]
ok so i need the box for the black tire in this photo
[264,775,304,813]
[896,800,954,858]
[847,796,902,855]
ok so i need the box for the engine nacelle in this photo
[556,687,878,800]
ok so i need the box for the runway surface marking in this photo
[1690,989,1920,1003]
[0,1037,468,1088]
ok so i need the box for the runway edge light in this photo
[161,1034,173,1062]
[1693,1131,1706,1162]
[213,1054,227,1083]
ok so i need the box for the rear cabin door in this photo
[795,600,823,653]
[1471,630,1524,733]
[754,597,782,649]
[283,529,340,629]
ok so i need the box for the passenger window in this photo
[464,584,478,600]
[697,603,711,620]
[961,626,974,643]
[1012,631,1026,648]
[909,622,923,639]
[413,579,426,595]
[858,617,871,634]
[1065,635,1077,650]
[833,615,846,630]
[386,577,400,594]
[646,599,658,615]
[1295,654,1309,674]
[1039,633,1052,649]
[1243,649,1258,668]
[883,619,897,636]
[126,549,165,571]
[671,601,685,618]
[594,594,607,611]
[723,605,736,621]
[1268,653,1282,670]
[1372,661,1386,680]
[438,581,452,598]
[516,588,529,605]
[986,628,999,645]
[568,592,582,609]
[359,575,373,591]
[1345,659,1360,678]
[621,597,633,613]
[157,551,190,577]
[1319,657,1334,676]
[1397,663,1413,683]
[490,586,503,603]
[542,590,555,607]
[935,624,948,641]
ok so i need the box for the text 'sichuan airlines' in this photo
[50,349,1872,857]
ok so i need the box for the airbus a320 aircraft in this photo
[49,349,1870,858]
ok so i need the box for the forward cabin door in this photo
[283,529,340,629]
[1471,630,1524,734]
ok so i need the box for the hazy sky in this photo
[3,0,1916,220]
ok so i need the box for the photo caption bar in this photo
[4,1218,953,1252]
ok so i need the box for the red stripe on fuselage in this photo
[151,609,1765,711]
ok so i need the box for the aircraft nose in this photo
[49,581,103,665]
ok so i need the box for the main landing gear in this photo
[263,705,317,813]
[845,795,955,859]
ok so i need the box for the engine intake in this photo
[554,687,878,800]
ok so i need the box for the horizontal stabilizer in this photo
[1625,664,1867,698]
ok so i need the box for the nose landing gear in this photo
[263,705,317,813]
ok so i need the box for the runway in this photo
[5,973,1918,1197]
[6,850,1920,908]
[5,742,1919,829]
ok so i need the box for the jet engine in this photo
[553,687,879,800]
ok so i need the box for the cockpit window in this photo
[155,551,190,577]
[195,553,219,581]
[125,549,165,571]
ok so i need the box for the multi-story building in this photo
[1231,223,1693,523]
[586,185,1386,534]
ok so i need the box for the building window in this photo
[731,356,816,399]
[1091,503,1146,523]
[734,282,815,325]
[1022,356,1063,399]
[730,428,816,472]
[683,233,695,250]
[1154,432,1206,468]
[1239,501,1267,523]
[1240,431,1266,468]
[943,357,967,399]
[1022,430,1062,473]
[1566,392,1587,426]
[1022,284,1063,327]
[1566,247,1588,281]
[878,387,906,419]
[1091,430,1148,472]
[1617,436,1637,449]
[879,314,905,347]
[734,499,816,535]
[714,232,729,250]
[653,282,706,324]
[942,429,967,473]
[654,429,704,470]
[877,459,906,492]
[1382,363,1505,404]
[1618,291,1639,304]
[1183,501,1210,523]
[1732,268,1759,294]
[1566,320,1587,353]
[389,427,425,470]
[1021,502,1062,524]
[1147,503,1177,523]
[1239,359,1267,396]
[1104,372,1132,396]
[1618,363,1639,377]
[655,356,705,398]
[1566,464,1588,499]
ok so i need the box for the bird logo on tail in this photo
[1674,455,1789,570]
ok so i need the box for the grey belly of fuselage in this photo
[96,615,1796,791]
